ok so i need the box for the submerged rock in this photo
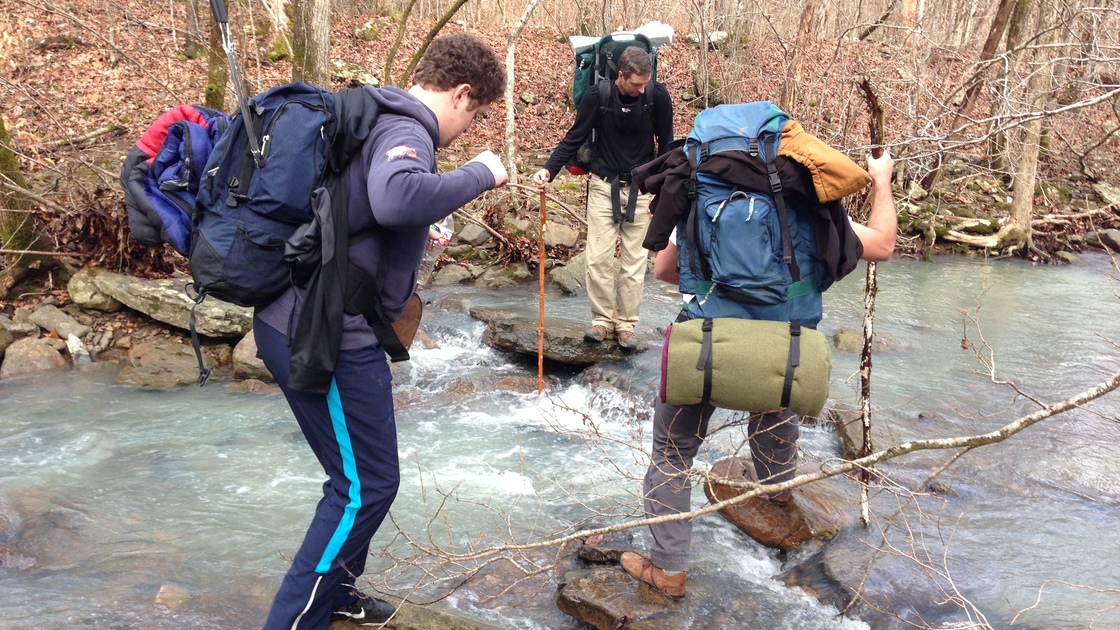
[115,339,213,390]
[779,527,991,629]
[556,531,793,629]
[704,457,855,552]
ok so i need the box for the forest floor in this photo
[2,0,1120,313]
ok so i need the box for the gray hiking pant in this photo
[643,401,799,572]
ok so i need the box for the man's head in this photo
[615,46,653,97]
[411,34,506,147]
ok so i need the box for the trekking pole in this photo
[538,190,547,395]
[209,0,263,167]
[857,78,885,528]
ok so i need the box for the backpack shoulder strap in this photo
[596,78,611,114]
[684,143,711,283]
[760,134,800,283]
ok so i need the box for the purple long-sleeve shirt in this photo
[257,86,496,349]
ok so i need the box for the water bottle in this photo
[417,215,455,285]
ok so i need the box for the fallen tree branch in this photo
[1032,205,1118,225]
[0,248,89,257]
[506,182,587,227]
[405,370,1120,563]
[455,211,515,250]
[0,179,69,214]
[37,125,123,151]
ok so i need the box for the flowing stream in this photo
[1,254,1118,629]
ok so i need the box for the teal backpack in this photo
[567,32,658,175]
[571,32,657,106]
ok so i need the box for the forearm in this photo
[854,150,897,261]
[858,179,897,261]
[653,244,679,283]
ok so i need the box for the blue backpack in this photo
[121,83,338,307]
[676,102,833,315]
[191,82,338,308]
[121,84,419,388]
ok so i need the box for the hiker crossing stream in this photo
[2,254,1118,629]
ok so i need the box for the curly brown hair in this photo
[413,34,506,106]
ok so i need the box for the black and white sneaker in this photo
[330,592,395,626]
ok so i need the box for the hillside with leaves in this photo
[2,0,1119,305]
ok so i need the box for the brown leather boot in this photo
[619,551,686,600]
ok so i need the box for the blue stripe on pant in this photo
[254,318,400,630]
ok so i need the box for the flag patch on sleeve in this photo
[386,145,418,161]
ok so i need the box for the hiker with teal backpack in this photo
[532,42,674,350]
[252,35,508,628]
[621,101,897,599]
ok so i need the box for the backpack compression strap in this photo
[696,318,715,406]
[759,134,804,411]
[781,320,801,410]
[189,294,212,386]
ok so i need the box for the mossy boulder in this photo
[354,22,379,41]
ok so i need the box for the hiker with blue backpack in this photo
[619,101,897,600]
[532,44,674,350]
[249,35,507,628]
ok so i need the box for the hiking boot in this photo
[620,551,686,600]
[584,325,614,343]
[331,591,395,626]
[616,330,638,350]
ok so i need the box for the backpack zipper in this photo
[712,190,750,223]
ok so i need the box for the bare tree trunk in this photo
[987,0,1033,174]
[780,0,818,111]
[693,0,710,107]
[900,0,918,45]
[1005,1,1058,251]
[504,0,545,186]
[0,117,41,300]
[383,0,418,86]
[292,0,331,85]
[920,0,1016,191]
[204,11,229,111]
[183,0,205,59]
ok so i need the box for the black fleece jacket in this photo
[543,80,674,179]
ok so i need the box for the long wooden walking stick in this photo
[857,77,885,527]
[538,190,547,394]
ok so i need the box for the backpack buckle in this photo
[768,172,783,193]
[748,138,759,156]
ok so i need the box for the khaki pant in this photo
[585,176,652,334]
